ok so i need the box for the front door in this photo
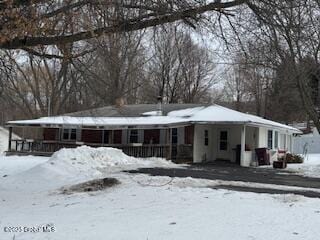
[217,129,230,160]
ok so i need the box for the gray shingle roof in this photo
[65,104,209,117]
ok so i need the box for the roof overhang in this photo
[6,104,302,134]
[192,121,301,134]
[5,120,192,130]
[6,119,301,134]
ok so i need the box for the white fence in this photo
[293,135,320,154]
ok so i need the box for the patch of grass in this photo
[61,177,120,194]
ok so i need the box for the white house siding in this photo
[193,124,212,163]
[286,135,291,152]
[121,130,128,144]
[216,125,242,162]
[177,128,185,145]
[138,129,144,143]
[76,129,82,142]
[246,126,258,150]
[193,124,259,163]
[159,129,167,144]
[193,124,295,164]
[257,127,292,150]
[257,127,268,148]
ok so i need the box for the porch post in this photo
[8,126,12,151]
[168,128,172,160]
[101,129,105,146]
[240,125,246,167]
[111,130,114,144]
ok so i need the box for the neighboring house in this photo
[290,121,319,136]
[5,104,300,167]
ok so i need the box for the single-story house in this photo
[5,104,301,167]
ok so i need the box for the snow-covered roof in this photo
[7,116,189,129]
[7,105,301,133]
[169,105,300,133]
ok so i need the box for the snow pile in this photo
[27,146,176,180]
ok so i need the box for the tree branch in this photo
[0,0,247,49]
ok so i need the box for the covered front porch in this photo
[5,119,294,167]
[6,125,194,163]
[193,124,293,167]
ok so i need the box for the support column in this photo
[101,129,105,146]
[168,128,172,160]
[240,125,246,167]
[111,130,114,144]
[8,127,12,151]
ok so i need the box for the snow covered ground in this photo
[1,147,320,240]
[279,154,320,178]
[0,155,48,176]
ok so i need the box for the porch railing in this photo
[9,139,172,159]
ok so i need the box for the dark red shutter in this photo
[144,129,160,144]
[81,130,102,143]
[113,130,122,144]
[184,125,194,144]
[43,128,58,140]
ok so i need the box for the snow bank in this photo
[21,146,177,183]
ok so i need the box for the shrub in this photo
[285,153,304,164]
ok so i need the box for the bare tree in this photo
[214,1,320,129]
[0,0,246,52]
[73,30,146,105]
[146,26,216,104]
[245,0,320,130]
[0,48,83,118]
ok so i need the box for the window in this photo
[274,131,279,149]
[267,130,273,149]
[204,130,209,146]
[219,131,228,151]
[129,130,138,143]
[63,129,69,140]
[171,128,178,144]
[62,128,77,141]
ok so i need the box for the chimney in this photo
[115,97,125,108]
[156,95,163,116]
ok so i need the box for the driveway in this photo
[127,162,320,198]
